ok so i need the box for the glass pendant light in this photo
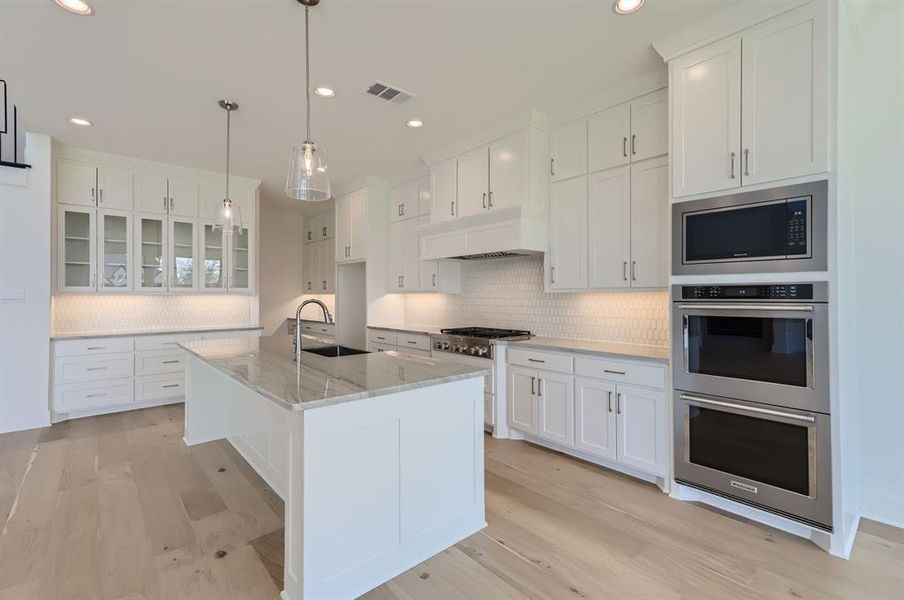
[216,99,242,234]
[286,0,331,202]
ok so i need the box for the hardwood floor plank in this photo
[206,543,281,600]
[2,437,67,533]
[49,480,102,599]
[131,448,197,556]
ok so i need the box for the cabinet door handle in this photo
[163,384,180,389]
[162,360,180,365]
[608,391,613,413]
[401,275,405,287]
[488,190,493,208]
[322,226,327,236]
[527,358,546,363]
[537,378,543,397]
[91,187,96,202]
[170,198,174,211]
[406,340,417,345]
[482,192,487,209]
[432,273,436,288]
[99,188,103,204]
[376,336,386,340]
[623,137,628,157]
[551,266,556,284]
[631,261,636,281]
[623,261,628,281]
[730,152,736,179]
[307,231,312,241]
[450,201,455,216]
[744,148,750,176]
[631,134,636,156]
[530,376,536,395]
[617,393,622,415]
[604,369,626,375]
[322,280,326,290]
[550,158,555,177]
[163,196,168,211]
[401,203,405,216]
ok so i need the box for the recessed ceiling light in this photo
[54,0,94,16]
[67,117,93,127]
[406,119,424,129]
[314,86,336,98]
[613,0,644,15]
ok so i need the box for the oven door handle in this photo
[679,394,816,423]
[677,304,814,312]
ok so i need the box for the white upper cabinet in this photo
[58,205,97,292]
[430,158,457,223]
[228,225,253,292]
[318,239,335,293]
[304,239,319,292]
[96,165,134,211]
[317,210,334,240]
[741,2,827,185]
[456,146,490,218]
[671,2,827,198]
[550,119,587,181]
[167,217,198,292]
[134,172,171,214]
[336,188,367,263]
[588,104,631,173]
[548,177,588,290]
[387,219,419,291]
[58,159,98,207]
[629,89,669,163]
[629,156,669,288]
[201,222,227,292]
[98,210,133,292]
[389,180,419,222]
[304,214,317,244]
[167,178,199,217]
[417,176,432,216]
[587,166,631,289]
[134,214,168,292]
[489,130,527,211]
[671,37,742,198]
[198,181,254,222]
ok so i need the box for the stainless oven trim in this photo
[675,391,831,528]
[680,196,811,264]
[673,299,829,414]
[672,180,828,276]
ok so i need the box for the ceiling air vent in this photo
[366,81,416,104]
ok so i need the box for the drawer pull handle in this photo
[604,369,626,375]
[87,367,107,371]
[406,341,418,345]
[86,346,107,350]
[527,358,546,363]
[377,336,386,340]
[163,360,180,364]
[163,384,180,389]
[86,393,107,398]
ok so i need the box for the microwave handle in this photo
[677,303,814,312]
[679,394,816,423]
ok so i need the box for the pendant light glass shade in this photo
[215,100,242,234]
[285,2,331,202]
[286,141,330,201]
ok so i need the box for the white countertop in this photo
[502,336,670,363]
[367,324,443,336]
[51,325,264,341]
[179,335,488,412]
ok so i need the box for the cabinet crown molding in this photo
[652,0,813,61]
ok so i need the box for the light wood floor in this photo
[0,405,901,599]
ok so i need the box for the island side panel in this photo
[298,376,486,600]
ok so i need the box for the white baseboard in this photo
[51,395,183,423]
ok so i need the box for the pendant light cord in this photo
[225,106,231,199]
[305,5,311,142]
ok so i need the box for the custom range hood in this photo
[417,204,547,261]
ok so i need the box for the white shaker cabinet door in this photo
[57,159,97,207]
[167,178,199,217]
[587,166,630,289]
[97,209,133,292]
[537,372,574,447]
[96,165,134,211]
[58,205,97,292]
[347,189,367,262]
[548,177,588,290]
[430,158,457,223]
[550,119,587,182]
[574,377,617,461]
[387,220,404,291]
[629,156,669,288]
[671,36,741,198]
[456,146,489,218]
[488,130,526,211]
[507,366,538,435]
[741,2,828,186]
[629,88,669,163]
[616,384,667,477]
[319,239,335,293]
[134,172,170,214]
[587,103,631,173]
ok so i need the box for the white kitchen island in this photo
[179,335,488,600]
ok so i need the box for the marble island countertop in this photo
[179,335,488,412]
[51,325,264,341]
[500,336,670,363]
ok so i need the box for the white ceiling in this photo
[2,0,737,214]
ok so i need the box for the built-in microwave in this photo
[672,181,827,275]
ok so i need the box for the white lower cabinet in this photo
[507,347,667,479]
[365,328,431,358]
[51,329,260,421]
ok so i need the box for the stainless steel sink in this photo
[302,345,370,358]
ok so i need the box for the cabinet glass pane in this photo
[140,217,165,289]
[64,210,92,287]
[172,221,194,288]
[101,214,129,289]
[231,226,249,288]
[203,224,224,289]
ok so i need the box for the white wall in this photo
[259,200,306,335]
[837,0,904,527]
[0,133,52,433]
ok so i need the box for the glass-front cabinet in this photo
[136,215,167,292]
[201,222,226,292]
[58,206,96,292]
[98,210,132,292]
[169,218,198,291]
[229,225,252,291]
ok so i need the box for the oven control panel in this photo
[682,284,815,300]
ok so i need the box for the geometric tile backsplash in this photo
[52,294,253,335]
[405,255,670,346]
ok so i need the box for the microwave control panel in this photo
[786,198,809,255]
[682,284,815,300]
